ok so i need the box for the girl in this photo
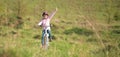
[38,8,57,48]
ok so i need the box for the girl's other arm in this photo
[49,8,58,20]
[38,21,42,26]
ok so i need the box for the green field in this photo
[0,0,120,57]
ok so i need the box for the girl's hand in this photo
[56,7,58,11]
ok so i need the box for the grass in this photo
[0,0,120,57]
[0,36,101,57]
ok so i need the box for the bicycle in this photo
[42,29,49,49]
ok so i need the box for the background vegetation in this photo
[0,0,120,57]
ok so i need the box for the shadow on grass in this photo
[86,38,97,42]
[64,27,94,36]
[111,29,120,34]
[33,34,57,40]
[33,35,41,39]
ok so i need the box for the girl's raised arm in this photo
[49,8,58,20]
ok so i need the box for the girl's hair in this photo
[42,12,49,16]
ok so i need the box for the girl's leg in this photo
[47,30,52,41]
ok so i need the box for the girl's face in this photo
[43,15,48,19]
